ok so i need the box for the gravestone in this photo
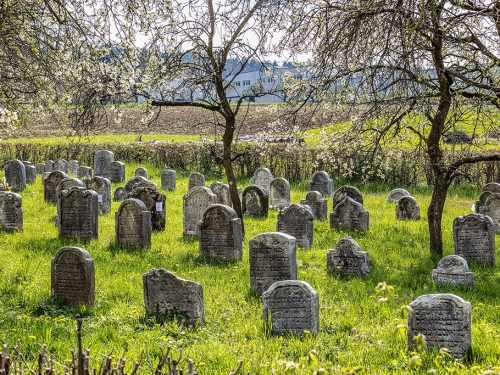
[67,160,79,175]
[126,185,166,231]
[199,204,242,260]
[276,204,314,248]
[327,236,370,276]
[135,167,148,179]
[478,193,500,233]
[308,171,333,197]
[300,191,328,221]
[55,177,86,202]
[110,161,126,183]
[252,167,273,192]
[143,268,204,324]
[242,185,268,217]
[249,232,297,295]
[23,163,36,184]
[262,280,319,335]
[41,172,51,186]
[124,176,157,195]
[114,187,125,201]
[0,191,23,231]
[93,150,114,178]
[5,159,26,191]
[161,170,176,191]
[396,196,420,220]
[188,172,205,190]
[86,176,112,214]
[432,255,473,287]
[333,185,363,209]
[408,294,471,358]
[115,198,151,248]
[330,196,369,231]
[77,166,92,180]
[453,213,495,265]
[386,188,411,203]
[45,160,54,172]
[35,163,45,175]
[54,158,68,172]
[44,171,68,203]
[57,187,98,240]
[482,182,500,193]
[474,191,491,213]
[209,181,231,207]
[183,186,217,236]
[51,247,95,307]
[269,178,290,209]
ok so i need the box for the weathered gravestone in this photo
[44,171,68,203]
[0,191,23,231]
[249,232,297,295]
[276,204,314,248]
[477,193,500,233]
[262,280,319,335]
[474,191,491,213]
[35,163,45,175]
[23,162,36,184]
[110,161,126,183]
[58,187,98,240]
[161,170,176,191]
[482,182,500,193]
[386,188,411,203]
[333,185,363,209]
[67,160,79,175]
[396,196,420,220]
[300,191,328,221]
[327,236,370,276]
[209,181,231,207]
[55,178,86,212]
[54,158,68,172]
[86,176,112,214]
[114,187,125,201]
[143,268,204,324]
[269,178,290,209]
[5,159,26,191]
[183,186,217,236]
[123,176,157,195]
[252,167,273,192]
[432,255,473,287]
[116,198,151,248]
[308,171,333,197]
[51,247,95,306]
[408,294,471,358]
[93,150,114,179]
[199,204,242,260]
[242,185,268,217]
[45,160,54,173]
[330,196,369,231]
[77,166,92,180]
[135,167,148,179]
[188,172,205,190]
[126,185,166,231]
[453,213,496,265]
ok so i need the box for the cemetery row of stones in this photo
[3,153,497,359]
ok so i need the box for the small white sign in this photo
[98,194,103,203]
[156,201,163,211]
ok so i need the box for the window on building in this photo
[243,80,251,86]
[234,81,241,87]
[257,78,265,84]
[267,77,276,84]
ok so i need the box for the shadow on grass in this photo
[106,240,149,255]
[31,296,94,318]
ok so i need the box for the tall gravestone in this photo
[199,204,242,260]
[478,193,500,233]
[183,186,217,236]
[408,294,471,358]
[5,159,26,191]
[0,191,23,231]
[242,185,268,217]
[269,178,290,209]
[135,167,148,179]
[93,150,114,179]
[116,198,151,248]
[249,232,297,295]
[482,182,500,193]
[300,191,328,221]
[35,163,45,175]
[209,181,231,207]
[109,161,126,183]
[55,178,86,208]
[333,185,363,209]
[453,213,496,265]
[124,176,157,195]
[252,167,273,192]
[143,268,204,324]
[327,236,370,276]
[23,162,36,184]
[262,280,319,335]
[44,171,68,203]
[330,196,369,231]
[54,158,68,172]
[126,185,166,231]
[45,160,54,173]
[308,171,333,197]
[386,188,411,203]
[51,247,95,306]
[188,172,205,190]
[396,196,420,220]
[276,204,314,248]
[432,255,473,287]
[77,166,92,180]
[161,170,176,191]
[86,176,112,214]
[67,160,79,175]
[58,187,98,240]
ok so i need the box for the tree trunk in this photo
[427,171,449,259]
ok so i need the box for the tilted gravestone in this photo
[330,196,369,231]
[252,167,273,192]
[114,187,125,201]
[327,236,370,276]
[5,159,26,191]
[51,247,95,306]
[386,188,411,203]
[308,171,333,197]
[161,170,176,191]
[54,158,68,173]
[249,232,297,295]
[183,186,217,236]
[93,150,114,179]
[199,204,242,260]
[482,182,500,193]
[474,191,491,213]
[67,160,79,175]
[143,268,204,324]
[276,204,314,248]
[126,185,166,231]
[24,163,36,184]
[58,187,98,240]
[396,196,420,220]
[35,163,45,175]
[0,191,23,232]
[188,172,205,190]
[453,213,496,265]
[478,193,500,233]
[333,185,363,209]
[123,176,157,195]
[209,181,231,207]
[300,191,328,221]
[45,160,54,173]
[115,198,151,248]
[408,294,471,358]
[86,176,112,214]
[135,167,148,179]
[55,177,86,201]
[109,161,126,183]
[262,280,319,335]
[269,178,290,209]
[44,171,68,203]
[77,166,92,180]
[242,185,268,217]
[432,255,473,287]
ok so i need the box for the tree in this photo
[284,0,500,258]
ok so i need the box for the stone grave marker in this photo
[209,181,231,207]
[5,159,26,191]
[199,204,242,260]
[330,196,369,231]
[252,167,273,192]
[116,198,151,248]
[93,150,114,178]
[333,185,363,210]
[432,255,473,287]
[67,160,79,175]
[269,178,290,209]
[276,204,314,248]
[110,161,125,183]
[396,196,420,220]
[51,247,95,307]
[249,232,297,295]
[55,178,86,206]
[453,213,495,265]
[124,176,157,195]
[45,160,54,172]
[135,167,148,179]
[386,188,411,203]
[188,172,205,190]
[308,171,333,197]
[482,182,500,193]
[183,186,217,236]
[23,162,36,184]
[57,187,98,240]
[408,294,471,358]
[44,171,68,203]
[0,191,23,231]
[474,191,491,213]
[126,185,166,231]
[242,185,268,217]
[143,268,204,324]
[478,193,500,233]
[300,191,328,221]
[114,187,125,201]
[161,170,176,191]
[86,176,112,214]
[262,280,319,335]
[54,158,68,173]
[35,163,45,174]
[77,166,92,180]
[327,236,370,276]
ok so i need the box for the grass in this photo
[0,164,499,374]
